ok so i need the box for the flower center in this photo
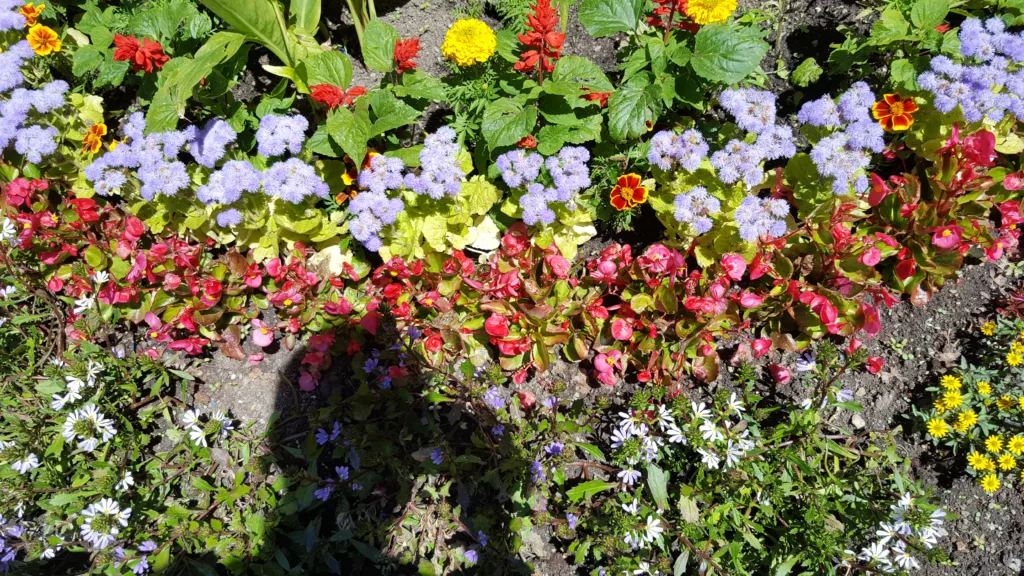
[73,419,96,437]
[942,230,951,237]
[260,328,268,334]
[283,299,292,306]
[89,514,114,534]
[888,101,905,115]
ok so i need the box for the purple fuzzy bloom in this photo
[14,125,57,164]
[521,190,555,226]
[215,208,243,227]
[138,160,190,200]
[673,186,720,234]
[7,40,33,61]
[844,119,885,153]
[710,140,766,188]
[0,10,25,31]
[30,80,68,113]
[648,129,708,171]
[754,124,796,160]
[733,195,788,242]
[350,212,383,246]
[0,58,24,93]
[496,149,543,188]
[263,158,329,203]
[191,119,237,168]
[198,160,262,204]
[545,146,591,196]
[358,154,405,194]
[797,95,841,127]
[405,127,465,199]
[256,114,309,157]
[836,81,875,124]
[719,88,777,134]
[124,112,147,142]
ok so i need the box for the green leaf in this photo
[607,73,651,142]
[296,49,353,90]
[461,178,499,216]
[791,57,822,88]
[674,552,690,576]
[691,23,769,84]
[891,58,919,91]
[552,56,614,92]
[327,107,368,165]
[678,494,699,523]
[369,89,420,136]
[193,477,217,491]
[566,480,618,502]
[646,464,669,510]
[72,45,105,77]
[198,0,296,66]
[910,0,948,30]
[481,98,537,150]
[578,0,646,37]
[871,8,910,45]
[95,59,131,88]
[774,556,799,576]
[393,70,446,101]
[84,245,106,268]
[363,19,399,73]
[571,442,606,463]
[290,0,321,34]
[152,545,171,571]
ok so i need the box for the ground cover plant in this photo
[1,0,1024,574]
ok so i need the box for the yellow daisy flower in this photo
[957,409,978,430]
[998,395,1015,410]
[940,375,962,390]
[1007,351,1023,367]
[981,321,997,336]
[1013,341,1024,354]
[685,0,738,25]
[942,390,964,410]
[968,451,991,471]
[999,453,1017,470]
[977,381,992,395]
[980,473,1001,493]
[986,435,1004,453]
[440,19,496,67]
[1009,436,1024,456]
[926,418,950,439]
[1019,396,1024,410]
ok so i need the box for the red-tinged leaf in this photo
[219,325,247,360]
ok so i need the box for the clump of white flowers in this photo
[181,409,234,447]
[61,404,116,452]
[80,498,131,549]
[837,492,948,573]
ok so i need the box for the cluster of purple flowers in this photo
[196,160,263,205]
[919,18,1024,122]
[263,158,330,204]
[0,0,25,32]
[190,119,237,168]
[358,154,406,194]
[348,181,406,253]
[0,41,69,164]
[710,88,796,188]
[495,149,543,188]
[798,82,883,195]
[545,146,591,194]
[733,195,789,242]
[255,114,309,157]
[404,126,465,199]
[647,129,708,171]
[672,186,721,235]
[113,540,158,575]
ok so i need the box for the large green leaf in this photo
[578,0,646,37]
[393,70,446,101]
[566,480,618,502]
[296,49,352,89]
[290,0,321,34]
[363,19,399,73]
[647,464,669,510]
[327,107,368,165]
[481,98,537,150]
[552,55,614,91]
[199,0,295,66]
[910,0,948,29]
[691,23,769,84]
[607,73,651,142]
[145,32,248,132]
[368,89,420,136]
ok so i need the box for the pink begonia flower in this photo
[638,244,672,274]
[752,338,772,358]
[769,363,791,385]
[545,254,570,278]
[252,319,274,347]
[593,349,623,386]
[298,370,318,391]
[739,291,763,308]
[248,353,264,365]
[720,253,746,281]
[866,356,885,374]
[485,313,510,338]
[931,225,963,250]
[860,301,882,336]
[610,319,633,341]
[858,247,881,267]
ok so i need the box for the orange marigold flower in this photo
[20,2,45,26]
[82,123,107,154]
[872,93,918,132]
[610,174,648,211]
[26,24,60,56]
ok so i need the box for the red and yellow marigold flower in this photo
[82,123,107,154]
[26,24,60,56]
[872,93,918,132]
[610,174,648,211]
[19,2,45,26]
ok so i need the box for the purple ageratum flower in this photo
[0,57,24,94]
[673,186,721,235]
[754,124,797,161]
[530,461,546,482]
[710,139,767,188]
[719,88,777,134]
[196,160,264,205]
[123,112,147,143]
[191,119,237,168]
[496,149,543,188]
[14,125,57,164]
[263,158,329,204]
[544,442,564,456]
[733,195,788,242]
[566,513,578,530]
[648,129,708,171]
[545,146,591,197]
[161,126,196,159]
[521,187,556,226]
[89,168,127,197]
[358,154,405,194]
[483,387,505,410]
[404,126,465,199]
[0,10,25,32]
[215,208,243,228]
[350,212,384,249]
[430,448,444,465]
[836,81,875,124]
[138,160,190,200]
[255,114,309,157]
[30,80,68,113]
[797,95,841,128]
[6,39,33,61]
[844,119,885,153]
[808,133,872,195]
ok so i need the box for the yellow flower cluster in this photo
[686,0,738,25]
[969,435,1024,492]
[981,321,996,336]
[441,19,496,67]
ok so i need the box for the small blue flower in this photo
[464,549,478,564]
[430,448,444,465]
[566,513,578,530]
[477,530,487,547]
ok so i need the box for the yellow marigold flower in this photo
[998,395,1015,410]
[1013,341,1024,354]
[942,390,964,410]
[986,435,1004,453]
[686,0,738,25]
[441,19,496,67]
[926,418,950,439]
[977,381,992,395]
[957,409,978,429]
[26,23,60,55]
[1010,436,1024,456]
[1007,351,1023,367]
[980,473,1001,493]
[82,122,107,154]
[20,2,44,26]
[1000,453,1017,471]
[940,375,962,390]
[981,321,997,336]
